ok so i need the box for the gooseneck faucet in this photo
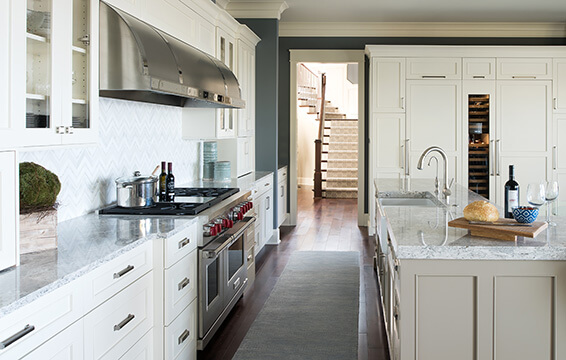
[417,146,452,198]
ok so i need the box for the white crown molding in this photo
[279,22,566,38]
[215,0,230,9]
[225,1,289,20]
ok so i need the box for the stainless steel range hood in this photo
[99,1,245,108]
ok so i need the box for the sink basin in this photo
[379,191,443,208]
[380,197,438,207]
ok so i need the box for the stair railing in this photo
[314,73,327,198]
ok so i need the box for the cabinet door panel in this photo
[0,151,17,271]
[497,81,551,154]
[554,59,566,113]
[497,58,553,80]
[22,320,83,360]
[372,58,405,113]
[373,113,405,172]
[494,276,554,360]
[407,80,461,153]
[463,57,495,80]
[406,58,461,79]
[416,275,476,360]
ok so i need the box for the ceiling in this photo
[277,0,566,23]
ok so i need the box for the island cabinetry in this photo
[22,319,84,359]
[393,259,566,360]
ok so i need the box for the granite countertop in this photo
[0,214,199,319]
[181,171,273,191]
[375,178,566,261]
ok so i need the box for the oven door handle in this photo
[203,216,256,259]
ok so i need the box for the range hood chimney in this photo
[99,1,245,109]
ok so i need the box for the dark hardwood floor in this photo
[198,186,390,360]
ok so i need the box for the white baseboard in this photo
[298,177,312,186]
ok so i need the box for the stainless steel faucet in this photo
[417,146,452,198]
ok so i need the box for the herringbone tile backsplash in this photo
[20,99,200,222]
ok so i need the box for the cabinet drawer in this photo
[118,329,153,360]
[22,319,83,360]
[165,223,197,268]
[463,58,495,79]
[406,58,461,79]
[0,281,84,359]
[277,167,287,180]
[245,222,255,249]
[497,58,553,79]
[255,174,273,196]
[84,272,154,360]
[246,246,255,288]
[164,251,197,325]
[84,241,152,310]
[164,299,197,360]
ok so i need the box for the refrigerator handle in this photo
[553,146,557,170]
[496,140,501,176]
[404,139,410,176]
[490,140,495,176]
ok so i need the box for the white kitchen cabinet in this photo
[236,34,258,137]
[406,58,461,80]
[215,25,237,139]
[371,58,405,113]
[554,115,566,208]
[371,113,406,179]
[22,319,84,360]
[497,58,553,80]
[164,299,197,360]
[494,80,552,205]
[216,137,254,178]
[84,271,154,360]
[462,57,496,80]
[4,0,99,149]
[553,58,566,113]
[406,80,462,181]
[253,173,274,255]
[0,151,18,272]
[277,166,288,227]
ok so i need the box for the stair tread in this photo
[323,187,358,191]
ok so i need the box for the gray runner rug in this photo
[232,251,360,360]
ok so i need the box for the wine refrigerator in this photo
[468,94,490,198]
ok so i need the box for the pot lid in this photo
[115,174,158,185]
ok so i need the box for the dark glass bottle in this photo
[159,161,167,202]
[504,165,519,218]
[166,162,175,201]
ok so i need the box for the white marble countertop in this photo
[0,214,199,318]
[375,178,566,261]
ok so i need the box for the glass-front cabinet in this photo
[12,0,98,147]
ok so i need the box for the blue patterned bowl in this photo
[512,207,539,224]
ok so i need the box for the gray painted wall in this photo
[278,36,566,213]
[238,18,280,229]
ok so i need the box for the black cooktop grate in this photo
[99,187,239,216]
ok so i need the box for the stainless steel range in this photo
[99,187,255,350]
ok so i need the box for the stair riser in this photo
[326,180,358,188]
[324,190,358,199]
[325,160,358,168]
[326,127,357,135]
[327,120,358,127]
[327,143,357,151]
[326,135,357,143]
[327,152,358,160]
[326,169,358,177]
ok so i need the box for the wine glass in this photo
[527,183,546,210]
[545,180,559,226]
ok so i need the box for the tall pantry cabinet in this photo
[366,46,566,233]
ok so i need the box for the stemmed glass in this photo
[527,183,546,211]
[545,180,559,226]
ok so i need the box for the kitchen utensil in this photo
[448,217,547,241]
[115,172,158,208]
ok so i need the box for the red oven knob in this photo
[215,223,222,233]
[222,218,228,227]
[229,219,234,228]
[249,201,253,209]
[238,211,244,220]
[209,226,217,236]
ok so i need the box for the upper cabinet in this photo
[496,58,553,80]
[215,17,238,139]
[406,58,461,80]
[463,58,496,80]
[236,26,259,137]
[371,58,405,113]
[0,0,99,149]
[553,58,566,113]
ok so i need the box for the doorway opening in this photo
[297,62,359,199]
[289,50,365,227]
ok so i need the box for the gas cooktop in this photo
[99,187,239,216]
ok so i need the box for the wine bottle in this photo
[159,161,167,202]
[166,162,175,201]
[504,165,519,218]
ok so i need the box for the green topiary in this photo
[19,162,61,214]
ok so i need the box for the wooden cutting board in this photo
[448,217,548,241]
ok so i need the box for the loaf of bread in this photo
[463,200,499,222]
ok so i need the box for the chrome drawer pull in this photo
[178,277,190,291]
[233,277,241,289]
[247,254,253,262]
[0,324,35,349]
[113,265,134,279]
[114,314,135,331]
[178,237,190,249]
[178,329,190,345]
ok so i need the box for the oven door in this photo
[199,243,225,339]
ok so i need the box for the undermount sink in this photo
[379,191,443,208]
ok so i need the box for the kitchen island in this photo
[374,178,566,360]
